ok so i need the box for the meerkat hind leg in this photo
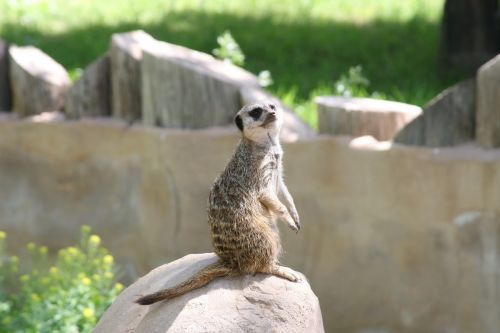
[267,265,299,282]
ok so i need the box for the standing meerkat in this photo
[136,102,301,305]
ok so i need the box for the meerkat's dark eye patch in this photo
[248,108,263,120]
[234,115,244,131]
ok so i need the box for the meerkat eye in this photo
[248,108,263,120]
[269,104,276,110]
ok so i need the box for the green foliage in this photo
[0,227,122,333]
[212,31,273,88]
[212,30,245,67]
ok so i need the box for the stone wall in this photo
[1,119,500,332]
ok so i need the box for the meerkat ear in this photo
[234,115,244,131]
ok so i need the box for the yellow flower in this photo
[0,231,6,240]
[27,242,36,251]
[31,293,40,302]
[67,247,78,255]
[104,271,113,279]
[82,277,91,286]
[103,255,114,265]
[92,274,101,281]
[20,274,30,282]
[49,266,59,275]
[10,256,18,264]
[39,246,48,255]
[115,283,124,292]
[89,235,101,246]
[81,225,91,234]
[82,307,95,319]
[77,273,86,279]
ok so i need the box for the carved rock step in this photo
[316,96,422,141]
[65,55,111,118]
[476,54,500,148]
[141,39,259,128]
[110,30,156,121]
[9,45,70,116]
[394,80,475,147]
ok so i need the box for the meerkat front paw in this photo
[290,210,300,231]
[284,213,300,233]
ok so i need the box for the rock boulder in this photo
[394,79,476,147]
[94,253,324,333]
[9,45,70,116]
[476,54,500,148]
[316,96,422,141]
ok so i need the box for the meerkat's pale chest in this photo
[260,147,282,194]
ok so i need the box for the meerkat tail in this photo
[135,261,233,305]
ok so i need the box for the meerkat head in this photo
[234,102,282,144]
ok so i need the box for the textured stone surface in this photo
[141,39,259,128]
[94,253,324,333]
[65,55,111,118]
[0,39,11,111]
[477,54,500,148]
[316,96,422,140]
[9,46,70,116]
[239,86,315,142]
[110,30,155,121]
[395,79,476,147]
[1,121,500,332]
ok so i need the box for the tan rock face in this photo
[8,46,70,116]
[476,54,500,148]
[395,79,476,147]
[65,55,111,118]
[141,38,259,128]
[2,120,500,332]
[316,96,422,141]
[93,253,324,333]
[110,30,155,121]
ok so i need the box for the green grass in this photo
[0,0,466,128]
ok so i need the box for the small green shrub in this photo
[0,226,122,333]
[212,30,245,67]
[212,30,273,88]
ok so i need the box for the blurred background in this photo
[0,0,472,126]
[1,0,500,332]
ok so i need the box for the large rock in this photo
[476,54,500,148]
[65,55,111,118]
[141,39,259,128]
[316,96,422,141]
[394,80,476,147]
[110,30,155,121]
[0,39,11,112]
[240,86,315,142]
[9,46,70,116]
[94,253,324,333]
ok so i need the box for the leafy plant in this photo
[0,226,122,333]
[212,30,245,67]
[212,30,273,87]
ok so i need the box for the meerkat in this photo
[136,102,301,305]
